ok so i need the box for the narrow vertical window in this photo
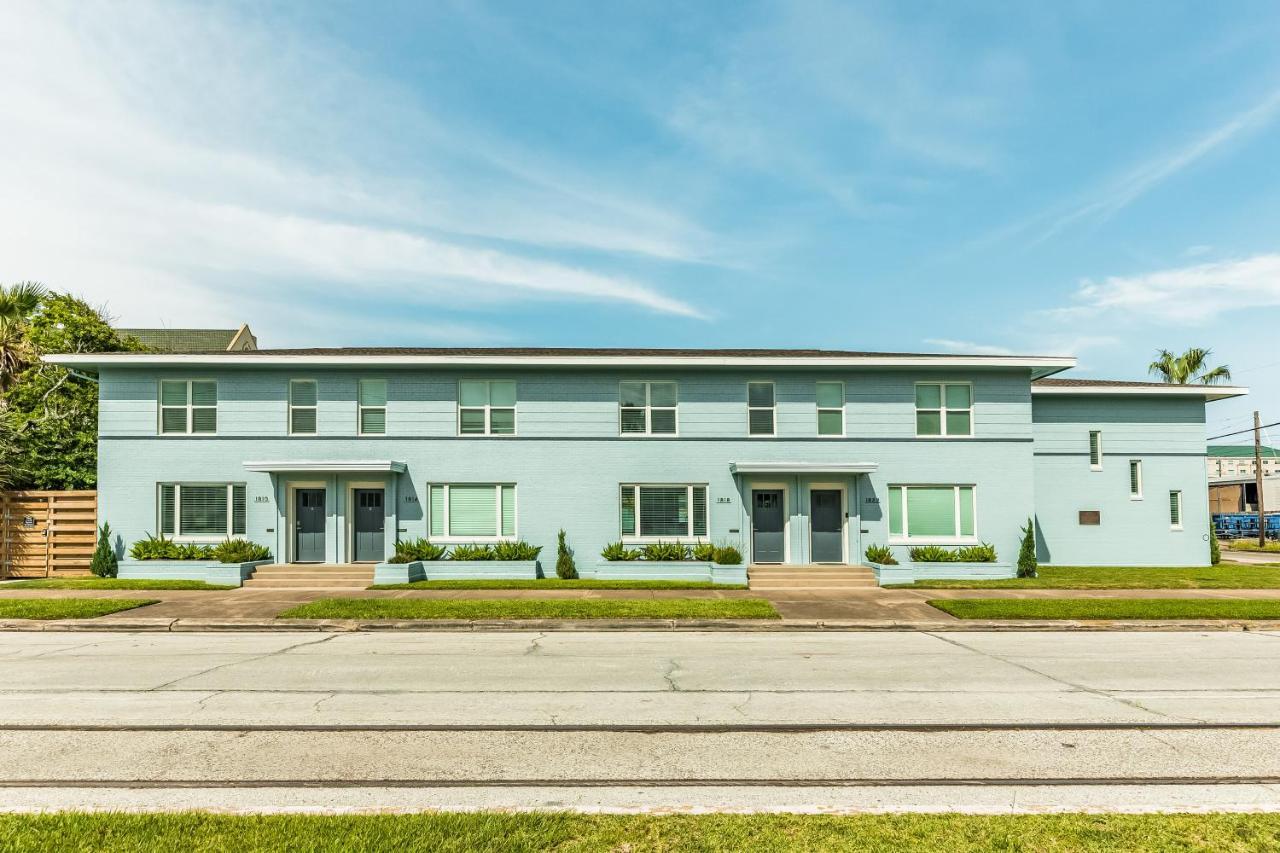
[289,380,317,435]
[1169,490,1183,529]
[747,382,775,436]
[915,383,972,437]
[358,379,387,435]
[816,381,844,436]
[1089,430,1102,469]
[1129,460,1143,499]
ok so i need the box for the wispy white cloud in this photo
[924,338,1016,356]
[1184,244,1214,258]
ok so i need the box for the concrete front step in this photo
[749,578,878,587]
[247,573,373,580]
[243,579,371,589]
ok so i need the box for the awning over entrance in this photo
[729,462,877,475]
[243,460,407,473]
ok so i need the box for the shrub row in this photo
[127,535,272,563]
[908,542,998,563]
[600,541,743,565]
[389,538,542,564]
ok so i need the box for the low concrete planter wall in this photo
[586,561,747,585]
[373,560,540,584]
[871,561,1014,585]
[118,559,272,587]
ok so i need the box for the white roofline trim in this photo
[243,460,407,473]
[1032,385,1248,402]
[730,462,879,475]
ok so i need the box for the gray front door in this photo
[752,489,785,564]
[811,489,843,563]
[353,489,385,562]
[294,489,326,563]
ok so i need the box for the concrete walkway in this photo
[1223,550,1280,565]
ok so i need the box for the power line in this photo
[1207,420,1280,441]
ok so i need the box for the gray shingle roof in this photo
[118,328,241,352]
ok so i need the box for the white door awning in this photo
[729,462,877,475]
[243,460,407,474]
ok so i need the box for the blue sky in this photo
[2,1,1279,442]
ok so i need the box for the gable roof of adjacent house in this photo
[115,324,258,352]
[1208,444,1279,458]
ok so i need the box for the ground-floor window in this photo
[158,483,246,540]
[620,484,708,539]
[887,484,975,542]
[428,483,516,539]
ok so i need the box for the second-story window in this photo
[620,381,677,435]
[915,382,972,437]
[459,380,516,435]
[816,381,844,437]
[1089,430,1103,469]
[159,380,217,434]
[748,381,775,436]
[289,380,317,435]
[358,379,387,435]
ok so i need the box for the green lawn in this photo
[887,564,1280,589]
[371,579,744,590]
[279,597,778,620]
[1225,540,1280,552]
[2,812,1279,852]
[3,579,233,590]
[930,597,1280,620]
[0,599,158,620]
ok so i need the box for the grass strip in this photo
[929,597,1280,620]
[3,579,233,590]
[371,579,743,590]
[279,597,778,620]
[888,564,1280,589]
[2,812,1280,852]
[0,599,158,620]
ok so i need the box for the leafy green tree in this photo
[0,416,20,490]
[1017,517,1038,578]
[0,282,47,394]
[1148,347,1232,385]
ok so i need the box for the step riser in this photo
[243,581,370,589]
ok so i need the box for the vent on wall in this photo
[1078,510,1101,526]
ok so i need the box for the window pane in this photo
[160,381,187,406]
[818,410,843,436]
[915,384,941,409]
[888,486,903,536]
[489,408,515,434]
[501,485,516,536]
[649,382,677,407]
[290,381,317,407]
[159,484,176,535]
[161,408,187,433]
[1089,431,1101,466]
[620,381,647,407]
[906,487,956,537]
[232,485,246,535]
[459,381,488,407]
[816,381,842,408]
[692,487,707,537]
[649,408,676,434]
[748,382,774,408]
[191,407,217,434]
[360,408,386,434]
[916,411,941,435]
[958,487,975,537]
[291,408,317,434]
[448,485,497,537]
[489,381,516,407]
[944,384,971,409]
[179,485,228,536]
[358,379,387,407]
[459,408,487,434]
[620,408,647,433]
[429,485,444,537]
[639,486,689,537]
[1130,461,1141,495]
[748,408,774,435]
[945,410,972,436]
[191,381,217,406]
[1169,491,1181,525]
[620,486,636,536]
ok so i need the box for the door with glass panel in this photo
[352,489,384,562]
[752,489,785,563]
[294,489,326,563]
[810,489,844,563]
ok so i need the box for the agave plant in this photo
[908,545,958,563]
[864,544,897,565]
[491,540,542,561]
[450,543,496,561]
[712,544,743,565]
[955,542,998,563]
[640,541,689,562]
[600,541,642,561]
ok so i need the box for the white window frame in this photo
[158,379,217,435]
[887,484,979,545]
[457,379,517,437]
[914,381,974,438]
[158,482,245,542]
[1169,490,1183,530]
[747,380,776,437]
[816,380,844,438]
[618,380,678,437]
[1089,430,1103,470]
[288,379,318,436]
[1129,460,1143,500]
[358,378,388,436]
[428,483,517,542]
[620,483,709,541]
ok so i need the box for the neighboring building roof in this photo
[116,324,257,352]
[1208,445,1280,459]
[1031,377,1248,402]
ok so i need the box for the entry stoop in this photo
[242,564,375,590]
[747,565,878,591]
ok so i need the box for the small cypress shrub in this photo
[1209,514,1221,565]
[555,529,578,579]
[90,523,118,578]
[1017,517,1038,578]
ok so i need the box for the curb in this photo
[2,618,1280,632]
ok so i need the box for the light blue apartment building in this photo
[47,348,1246,578]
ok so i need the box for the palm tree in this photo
[1148,347,1232,385]
[0,282,47,393]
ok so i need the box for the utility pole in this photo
[1256,410,1267,548]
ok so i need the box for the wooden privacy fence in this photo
[0,490,97,578]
